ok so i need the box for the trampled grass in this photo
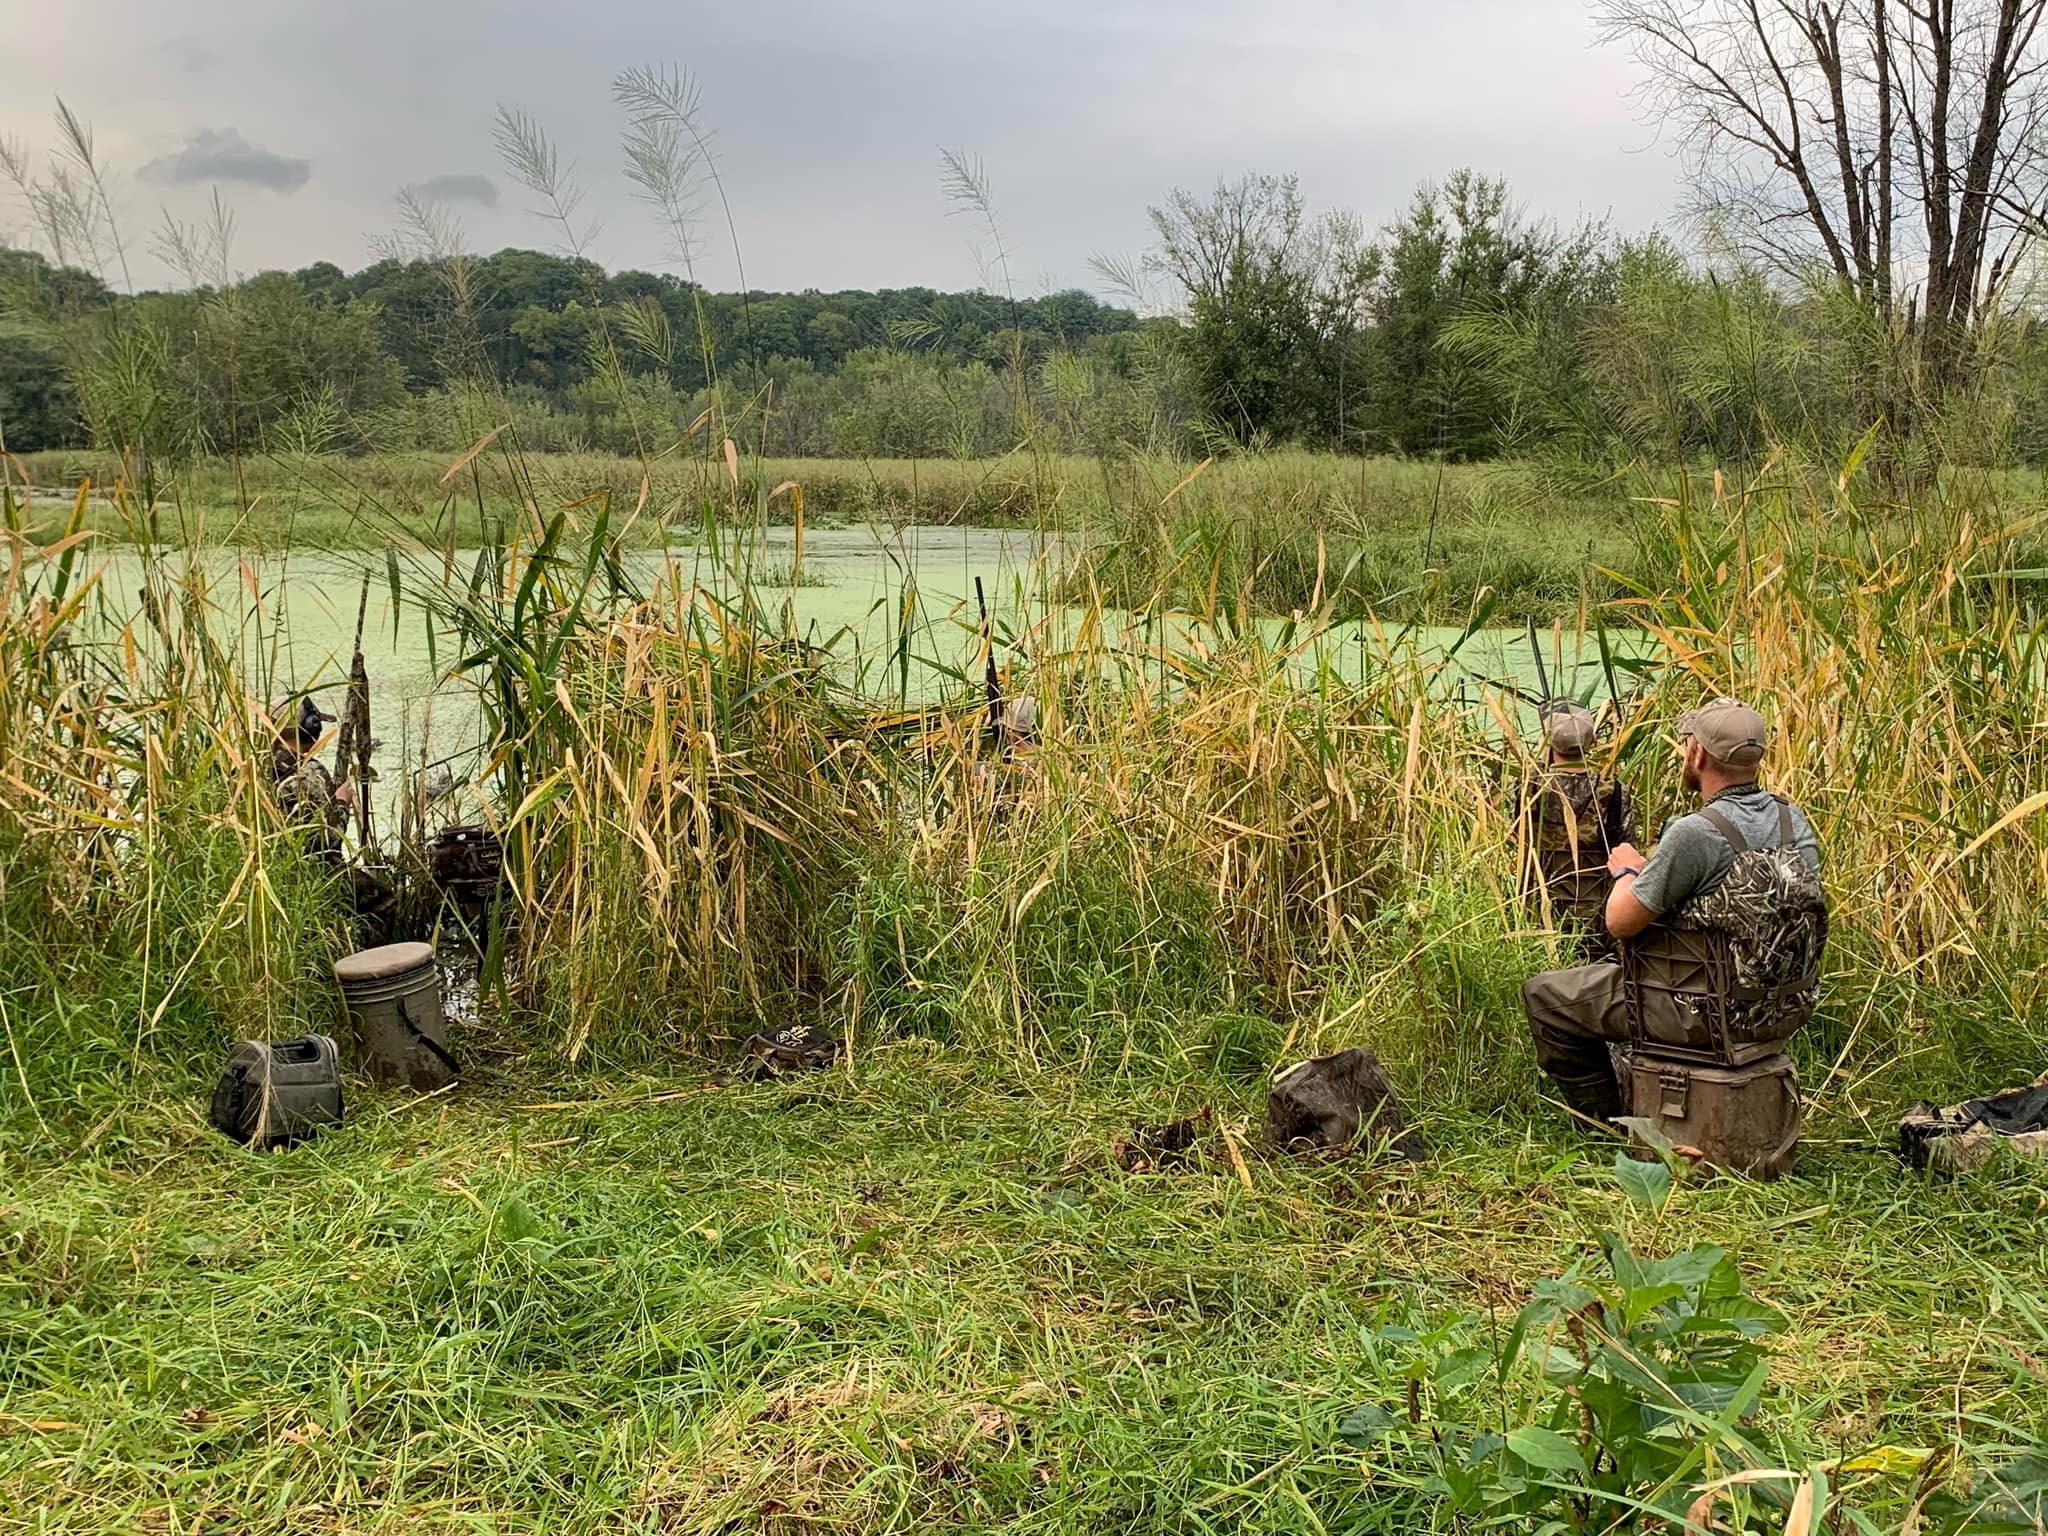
[6,1045,2047,1534]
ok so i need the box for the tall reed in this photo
[442,454,2048,1117]
[0,469,343,1141]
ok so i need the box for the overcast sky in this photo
[1,0,1682,298]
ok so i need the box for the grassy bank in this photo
[6,1048,2046,1533]
[7,467,2048,1530]
[11,449,1053,545]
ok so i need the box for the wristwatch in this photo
[1615,865,1645,880]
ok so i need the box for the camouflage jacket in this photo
[1515,768,1638,928]
[273,750,346,854]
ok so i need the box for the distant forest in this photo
[0,244,1162,461]
[9,168,2048,471]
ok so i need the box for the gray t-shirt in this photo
[1631,785,1822,916]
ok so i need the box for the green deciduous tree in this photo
[1361,171,1614,460]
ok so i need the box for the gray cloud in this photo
[165,36,218,74]
[11,0,1679,291]
[414,173,499,207]
[139,128,311,194]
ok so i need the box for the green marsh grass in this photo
[6,1049,2047,1532]
[6,451,2048,1530]
[11,449,1631,622]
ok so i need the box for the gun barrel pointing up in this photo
[975,577,1001,733]
[1526,617,1553,712]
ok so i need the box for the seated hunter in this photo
[1515,701,1639,962]
[270,694,354,860]
[1520,698,1826,1124]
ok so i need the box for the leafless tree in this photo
[1596,0,2048,380]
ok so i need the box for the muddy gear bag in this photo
[1622,797,1826,1065]
[209,1034,344,1150]
[1267,1046,1424,1159]
[1900,1071,2048,1173]
[429,824,505,905]
[1619,1049,1801,1179]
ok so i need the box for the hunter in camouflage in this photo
[1514,702,1638,962]
[1520,698,1825,1123]
[271,695,350,859]
[976,693,1044,818]
[270,693,400,936]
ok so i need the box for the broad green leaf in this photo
[1615,1114,1678,1156]
[1465,1432,1506,1467]
[1614,1151,1673,1209]
[1337,1404,1393,1449]
[1506,1425,1587,1475]
[492,1193,545,1244]
[1638,1247,1725,1291]
[1434,1344,1494,1389]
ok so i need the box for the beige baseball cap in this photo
[1678,697,1768,767]
[1542,702,1597,758]
[1000,695,1041,742]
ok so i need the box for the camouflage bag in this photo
[1623,798,1827,1065]
[1900,1071,2048,1174]
[737,1023,840,1081]
[1520,770,1633,932]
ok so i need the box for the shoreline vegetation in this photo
[5,458,2048,1529]
[7,46,2048,1527]
[14,447,2048,628]
[7,449,1640,624]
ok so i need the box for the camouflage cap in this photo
[1678,697,1768,768]
[1541,701,1597,758]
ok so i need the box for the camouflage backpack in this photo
[1623,797,1827,1064]
[1521,770,1632,927]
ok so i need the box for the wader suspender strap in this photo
[1697,795,1796,857]
[1696,806,1748,853]
[1686,806,1752,1052]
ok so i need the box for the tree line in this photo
[9,195,1645,466]
[12,0,2048,485]
[9,180,2048,475]
[0,246,1155,458]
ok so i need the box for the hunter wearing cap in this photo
[270,694,353,858]
[976,694,1043,817]
[1521,698,1826,1123]
[1514,702,1639,962]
